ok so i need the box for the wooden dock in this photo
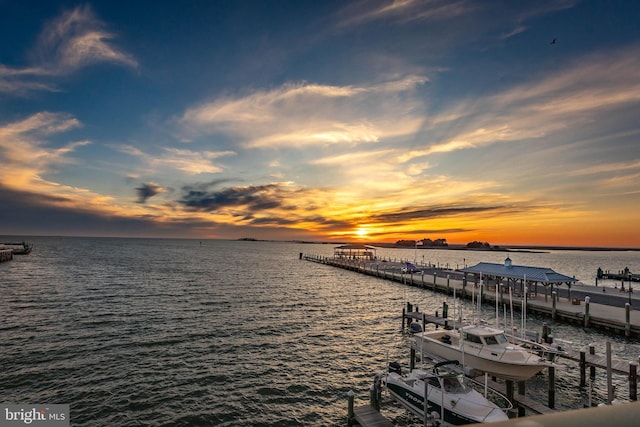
[301,254,640,338]
[0,248,13,263]
[403,304,640,409]
[351,406,393,427]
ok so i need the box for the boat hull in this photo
[413,331,550,381]
[385,371,508,424]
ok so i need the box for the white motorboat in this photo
[412,325,557,381]
[383,360,511,425]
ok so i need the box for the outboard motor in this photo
[410,322,423,333]
[388,361,402,375]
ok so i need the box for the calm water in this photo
[1,237,639,426]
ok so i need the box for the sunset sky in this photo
[1,1,639,247]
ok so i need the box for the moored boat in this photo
[383,360,511,425]
[412,324,558,381]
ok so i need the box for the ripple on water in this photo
[1,238,639,426]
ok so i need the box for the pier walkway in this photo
[301,254,640,338]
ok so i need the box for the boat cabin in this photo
[462,328,508,346]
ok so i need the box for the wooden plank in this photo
[485,379,557,415]
[353,406,393,427]
[561,348,636,375]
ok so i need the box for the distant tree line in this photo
[396,238,449,247]
[466,241,491,249]
[395,239,497,249]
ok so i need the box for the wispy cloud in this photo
[0,112,86,188]
[1,5,137,94]
[32,4,138,73]
[180,76,427,148]
[117,145,236,175]
[400,44,640,164]
[335,0,474,28]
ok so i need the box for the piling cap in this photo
[347,390,354,397]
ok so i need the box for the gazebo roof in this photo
[334,244,377,250]
[461,260,577,284]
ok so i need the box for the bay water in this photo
[1,237,639,426]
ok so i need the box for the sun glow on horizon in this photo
[355,227,370,239]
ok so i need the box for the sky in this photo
[1,0,639,247]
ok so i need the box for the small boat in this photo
[412,324,557,381]
[383,360,511,425]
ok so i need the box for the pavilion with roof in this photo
[333,244,377,260]
[460,256,578,301]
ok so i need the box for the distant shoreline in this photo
[237,238,640,252]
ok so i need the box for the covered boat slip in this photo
[460,256,578,302]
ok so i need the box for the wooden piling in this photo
[552,291,557,320]
[347,390,355,426]
[506,380,515,418]
[580,350,586,387]
[518,381,526,417]
[584,297,590,328]
[629,362,637,401]
[548,366,556,409]
[626,303,631,337]
[607,342,613,404]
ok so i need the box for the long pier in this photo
[315,253,640,425]
[301,254,640,338]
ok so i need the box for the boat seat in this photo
[441,334,452,344]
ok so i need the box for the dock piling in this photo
[630,363,637,401]
[580,350,586,387]
[626,303,631,337]
[548,366,556,409]
[584,297,590,328]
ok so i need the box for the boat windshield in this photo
[442,375,471,394]
[484,333,508,345]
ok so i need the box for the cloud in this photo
[32,4,138,73]
[1,5,137,94]
[179,183,289,212]
[0,112,86,189]
[180,76,427,149]
[335,0,474,28]
[117,145,236,175]
[135,182,166,204]
[400,44,640,164]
